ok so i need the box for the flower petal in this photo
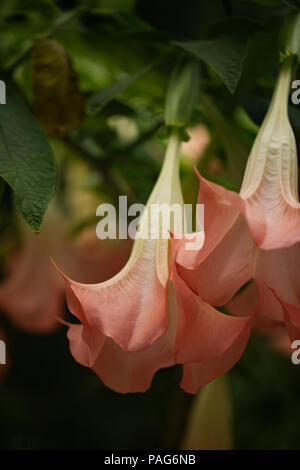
[58,237,169,352]
[174,173,242,270]
[177,215,254,306]
[180,327,250,394]
[67,322,174,393]
[268,292,300,342]
[172,264,254,365]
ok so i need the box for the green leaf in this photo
[87,61,156,115]
[175,35,248,94]
[0,86,56,231]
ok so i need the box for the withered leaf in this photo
[31,39,85,136]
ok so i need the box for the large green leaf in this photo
[0,86,56,231]
[175,35,248,94]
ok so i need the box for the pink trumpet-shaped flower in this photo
[57,133,253,393]
[175,57,300,339]
[57,133,185,352]
[239,57,300,250]
[55,134,184,392]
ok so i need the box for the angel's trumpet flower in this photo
[57,132,185,353]
[56,131,253,394]
[175,57,300,339]
[239,56,300,250]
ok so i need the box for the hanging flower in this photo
[56,131,253,393]
[175,57,300,340]
[239,56,300,250]
[57,133,184,351]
